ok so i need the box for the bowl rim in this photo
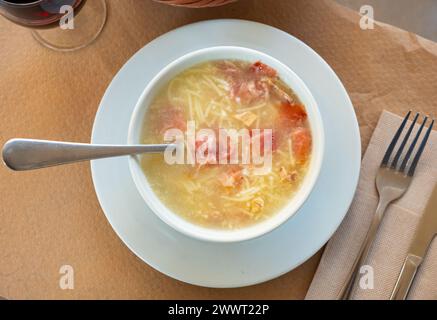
[127,45,324,243]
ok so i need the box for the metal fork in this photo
[339,111,435,299]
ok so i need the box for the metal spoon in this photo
[2,139,174,171]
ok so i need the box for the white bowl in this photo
[128,46,324,243]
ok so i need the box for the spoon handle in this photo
[2,139,172,171]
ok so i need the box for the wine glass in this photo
[0,0,107,52]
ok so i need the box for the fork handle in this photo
[339,198,390,299]
[390,254,422,300]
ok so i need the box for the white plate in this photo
[91,19,361,288]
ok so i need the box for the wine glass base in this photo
[32,0,107,52]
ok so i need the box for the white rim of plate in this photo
[90,19,361,288]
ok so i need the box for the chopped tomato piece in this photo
[249,61,277,78]
[291,128,312,162]
[279,101,307,123]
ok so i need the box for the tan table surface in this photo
[1,0,436,299]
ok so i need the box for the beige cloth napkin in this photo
[306,110,437,300]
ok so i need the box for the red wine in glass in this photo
[0,0,85,28]
[0,0,106,51]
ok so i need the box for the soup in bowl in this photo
[128,46,324,242]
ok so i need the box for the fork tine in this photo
[381,110,411,167]
[407,119,434,176]
[391,113,419,169]
[382,111,411,166]
[399,116,428,173]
